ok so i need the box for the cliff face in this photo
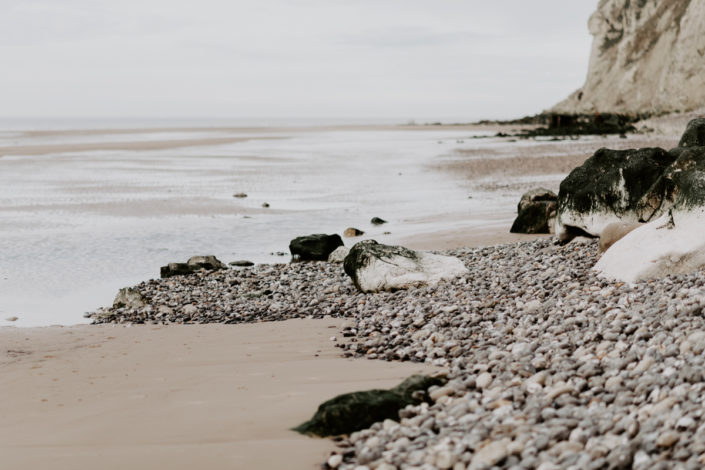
[553,0,705,115]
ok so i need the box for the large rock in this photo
[289,233,344,261]
[293,375,444,437]
[553,0,705,115]
[679,118,705,148]
[160,255,226,278]
[595,210,705,282]
[113,287,147,309]
[343,240,468,293]
[510,188,557,234]
[555,147,676,241]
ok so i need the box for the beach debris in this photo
[5,316,18,322]
[229,260,254,267]
[233,192,247,198]
[293,375,445,437]
[327,246,350,264]
[509,188,557,234]
[343,240,468,293]
[370,217,387,225]
[113,287,147,309]
[289,233,344,261]
[160,255,226,278]
[343,227,364,237]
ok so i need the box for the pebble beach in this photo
[87,233,705,469]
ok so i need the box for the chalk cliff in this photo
[553,0,705,115]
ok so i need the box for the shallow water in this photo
[0,124,542,326]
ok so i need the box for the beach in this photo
[0,120,692,469]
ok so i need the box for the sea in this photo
[0,118,561,326]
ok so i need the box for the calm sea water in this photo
[0,119,544,326]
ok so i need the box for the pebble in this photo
[328,454,343,468]
[86,237,705,469]
[5,316,18,322]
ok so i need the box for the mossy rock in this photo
[293,375,445,437]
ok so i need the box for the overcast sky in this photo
[0,1,597,122]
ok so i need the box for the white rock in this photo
[468,438,510,470]
[595,211,705,282]
[475,372,493,390]
[435,450,455,469]
[327,454,343,468]
[327,246,350,263]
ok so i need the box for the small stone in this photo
[429,386,454,402]
[436,450,455,469]
[656,431,680,448]
[677,416,695,430]
[233,192,247,198]
[229,260,254,267]
[476,372,493,389]
[370,217,387,225]
[344,227,365,237]
[262,202,270,208]
[5,316,18,322]
[328,454,343,468]
[469,438,510,470]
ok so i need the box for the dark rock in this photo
[233,193,247,198]
[344,227,365,237]
[289,234,344,261]
[637,146,705,222]
[187,255,226,271]
[160,262,194,278]
[262,202,270,208]
[293,375,445,437]
[555,147,676,240]
[678,118,705,148]
[229,260,254,267]
[510,188,557,234]
[370,217,387,225]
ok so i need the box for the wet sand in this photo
[0,319,436,470]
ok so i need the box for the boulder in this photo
[598,222,641,254]
[370,217,387,225]
[510,188,557,234]
[343,227,364,237]
[678,118,705,148]
[289,233,344,261]
[160,255,226,278]
[595,210,705,283]
[327,246,350,263]
[187,255,226,271]
[293,375,445,437]
[343,240,468,293]
[113,287,147,309]
[555,147,676,242]
[636,146,705,222]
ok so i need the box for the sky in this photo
[0,0,597,122]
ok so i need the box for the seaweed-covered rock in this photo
[510,188,557,234]
[370,217,387,225]
[678,118,705,148]
[289,233,344,261]
[555,147,676,242]
[343,240,468,293]
[293,375,445,437]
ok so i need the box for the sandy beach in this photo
[0,319,435,470]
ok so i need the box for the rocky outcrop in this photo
[289,233,344,261]
[343,240,468,293]
[553,0,705,115]
[293,375,445,437]
[510,188,557,234]
[555,147,676,241]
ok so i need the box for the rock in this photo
[636,146,705,222]
[475,372,493,390]
[187,255,226,271]
[327,454,343,468]
[656,431,680,448]
[113,287,147,309]
[679,118,705,148]
[552,1,705,115]
[292,375,445,437]
[5,316,18,322]
[229,260,255,267]
[598,222,641,254]
[510,188,557,234]
[262,202,270,208]
[468,438,510,470]
[555,147,676,242]
[328,246,350,264]
[343,240,468,293]
[370,217,387,225]
[233,192,247,198]
[160,262,194,278]
[344,227,365,237]
[289,234,344,261]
